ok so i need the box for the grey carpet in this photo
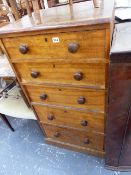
[0,117,129,175]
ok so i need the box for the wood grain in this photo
[105,62,131,168]
[43,123,104,151]
[3,30,106,61]
[0,0,115,158]
[33,104,105,133]
[14,62,107,89]
[45,138,105,157]
[0,0,114,37]
[25,84,106,112]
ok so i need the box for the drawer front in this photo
[43,124,104,151]
[25,85,106,111]
[34,105,104,133]
[3,30,106,61]
[14,63,107,88]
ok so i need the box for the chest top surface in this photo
[0,0,114,37]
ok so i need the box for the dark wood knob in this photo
[19,44,29,54]
[80,120,88,126]
[74,72,83,81]
[40,94,48,100]
[31,71,39,78]
[84,138,90,144]
[77,96,86,104]
[54,132,60,138]
[68,42,80,53]
[47,114,54,121]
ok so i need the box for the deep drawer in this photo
[3,30,106,61]
[25,85,106,111]
[43,124,104,151]
[33,105,105,133]
[14,63,107,88]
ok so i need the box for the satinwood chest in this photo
[0,0,114,157]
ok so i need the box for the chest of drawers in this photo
[0,0,114,158]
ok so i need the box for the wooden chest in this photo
[105,23,131,170]
[0,0,114,157]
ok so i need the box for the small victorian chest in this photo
[0,0,114,158]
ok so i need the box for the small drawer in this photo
[3,30,106,61]
[33,105,105,133]
[43,124,104,151]
[14,63,107,88]
[25,85,106,112]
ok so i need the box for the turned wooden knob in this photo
[31,71,39,78]
[47,114,54,121]
[19,44,29,54]
[74,72,83,81]
[54,132,60,138]
[84,138,90,144]
[80,120,88,126]
[40,94,48,100]
[68,42,79,53]
[77,96,86,104]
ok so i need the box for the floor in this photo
[0,117,130,175]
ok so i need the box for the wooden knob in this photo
[31,71,39,78]
[40,94,48,100]
[47,114,54,121]
[19,44,29,54]
[68,42,79,53]
[80,120,88,126]
[54,132,60,138]
[77,96,86,104]
[84,138,90,144]
[74,72,83,81]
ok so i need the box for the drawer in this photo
[14,63,107,88]
[25,85,106,111]
[3,30,106,61]
[43,124,104,151]
[33,105,105,133]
